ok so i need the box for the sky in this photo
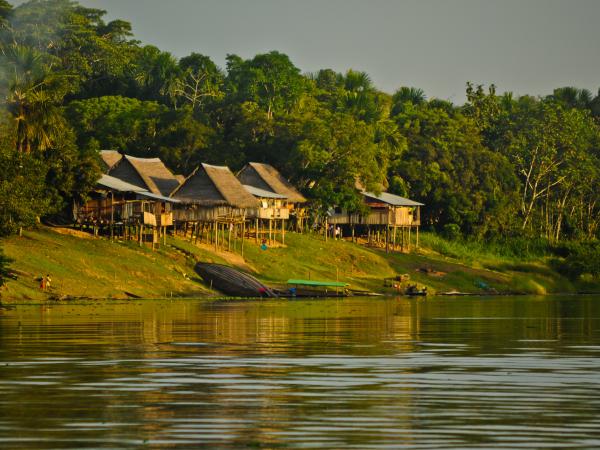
[12,0,600,103]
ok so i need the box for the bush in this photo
[0,247,13,287]
[442,223,461,241]
[552,241,600,280]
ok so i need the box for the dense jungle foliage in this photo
[0,0,599,274]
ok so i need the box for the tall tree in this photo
[0,44,69,153]
[173,52,224,113]
[225,51,305,119]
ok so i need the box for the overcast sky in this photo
[12,0,600,103]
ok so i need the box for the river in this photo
[0,295,599,448]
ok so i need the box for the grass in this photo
[1,226,597,302]
[0,227,211,301]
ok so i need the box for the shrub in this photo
[0,248,13,287]
[552,242,600,280]
[442,223,461,241]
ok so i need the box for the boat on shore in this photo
[277,279,350,298]
[195,263,377,298]
[194,263,278,298]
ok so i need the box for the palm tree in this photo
[0,44,68,153]
[551,87,593,110]
[391,87,426,116]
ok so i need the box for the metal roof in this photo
[242,184,287,199]
[136,191,181,203]
[96,175,180,203]
[97,174,146,192]
[362,191,424,207]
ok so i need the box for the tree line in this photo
[1,0,599,245]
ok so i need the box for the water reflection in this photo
[0,296,599,448]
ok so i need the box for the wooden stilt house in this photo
[237,162,308,231]
[242,184,289,245]
[107,154,181,234]
[170,163,258,253]
[74,174,180,246]
[327,191,423,252]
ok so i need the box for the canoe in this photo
[194,263,277,298]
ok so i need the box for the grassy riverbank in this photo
[1,226,597,302]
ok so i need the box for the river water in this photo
[0,296,599,449]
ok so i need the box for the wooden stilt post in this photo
[228,222,232,252]
[385,226,389,253]
[241,220,245,257]
[110,192,114,241]
[282,219,285,245]
[214,220,218,251]
[416,226,419,249]
[255,218,259,244]
[269,219,272,245]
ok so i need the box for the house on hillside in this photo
[99,150,123,173]
[108,155,181,198]
[237,162,308,231]
[327,190,423,252]
[242,184,289,244]
[74,174,180,246]
[171,163,258,252]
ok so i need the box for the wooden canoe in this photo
[194,263,277,298]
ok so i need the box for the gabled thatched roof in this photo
[99,150,122,172]
[237,162,307,203]
[171,163,258,208]
[109,155,180,197]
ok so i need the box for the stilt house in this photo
[171,163,258,221]
[242,184,289,244]
[327,191,424,252]
[107,154,183,232]
[170,163,258,252]
[74,174,180,244]
[237,162,308,231]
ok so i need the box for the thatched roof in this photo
[109,155,180,197]
[237,162,306,203]
[171,163,258,208]
[99,150,122,172]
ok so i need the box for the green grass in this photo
[1,226,597,302]
[0,228,212,301]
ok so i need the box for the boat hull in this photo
[195,263,277,298]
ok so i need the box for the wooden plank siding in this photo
[328,206,420,226]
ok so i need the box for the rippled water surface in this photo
[1,296,600,448]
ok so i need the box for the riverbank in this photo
[1,226,598,302]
